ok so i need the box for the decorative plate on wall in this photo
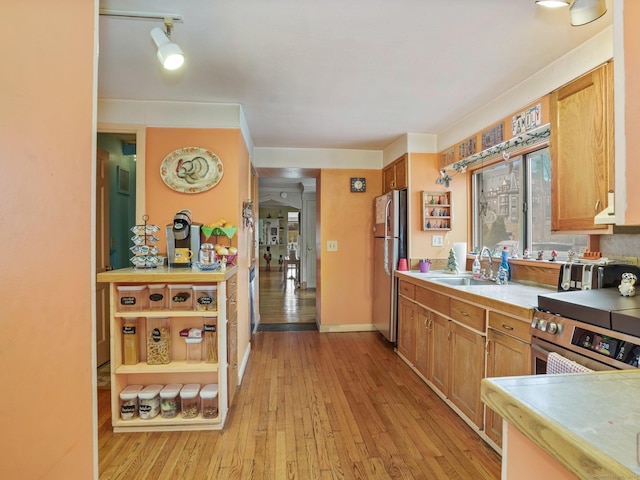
[160,147,224,193]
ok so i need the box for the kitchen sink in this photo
[432,276,495,286]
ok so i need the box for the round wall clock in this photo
[160,146,224,193]
[350,177,366,192]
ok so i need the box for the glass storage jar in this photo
[147,284,167,310]
[146,317,171,365]
[138,384,163,419]
[180,384,201,419]
[160,383,182,418]
[200,384,219,419]
[122,317,140,365]
[119,384,143,420]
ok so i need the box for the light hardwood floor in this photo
[99,330,500,479]
[258,267,316,324]
[98,269,500,479]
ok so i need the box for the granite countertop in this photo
[397,270,556,309]
[481,370,640,479]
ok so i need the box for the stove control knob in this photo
[531,318,539,329]
[547,322,559,335]
[538,320,547,332]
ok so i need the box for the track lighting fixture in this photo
[150,18,185,70]
[535,0,607,26]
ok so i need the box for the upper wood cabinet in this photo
[382,154,407,193]
[550,62,613,232]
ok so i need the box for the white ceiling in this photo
[98,0,612,152]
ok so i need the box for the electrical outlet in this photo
[327,240,338,252]
[432,235,444,247]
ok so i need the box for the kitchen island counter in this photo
[97,265,238,283]
[481,370,640,479]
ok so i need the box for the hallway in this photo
[258,266,316,325]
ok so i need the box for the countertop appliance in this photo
[533,264,640,373]
[372,190,407,343]
[167,209,202,268]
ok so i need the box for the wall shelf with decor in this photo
[422,191,451,231]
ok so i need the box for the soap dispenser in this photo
[472,255,481,279]
[500,246,511,281]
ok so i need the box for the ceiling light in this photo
[535,0,570,7]
[150,18,185,70]
[569,0,607,26]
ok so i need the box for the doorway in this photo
[256,170,318,330]
[95,131,138,377]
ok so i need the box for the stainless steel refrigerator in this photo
[373,189,407,343]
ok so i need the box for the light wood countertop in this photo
[97,265,238,283]
[482,370,640,479]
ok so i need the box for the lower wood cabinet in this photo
[397,290,486,430]
[485,325,532,447]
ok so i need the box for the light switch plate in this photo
[432,235,443,247]
[327,240,338,251]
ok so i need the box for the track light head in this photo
[569,0,607,26]
[150,19,184,70]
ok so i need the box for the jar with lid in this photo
[122,318,140,365]
[200,384,219,419]
[138,384,163,419]
[119,384,143,420]
[203,318,218,364]
[147,284,167,310]
[146,317,171,365]
[180,384,201,419]
[159,383,182,418]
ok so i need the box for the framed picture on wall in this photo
[117,166,130,195]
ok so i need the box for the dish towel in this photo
[546,352,593,374]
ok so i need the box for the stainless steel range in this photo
[532,263,640,374]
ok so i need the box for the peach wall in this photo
[409,153,469,260]
[319,169,381,327]
[146,127,250,370]
[505,424,579,480]
[0,1,96,479]
[623,0,640,224]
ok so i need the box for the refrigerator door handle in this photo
[383,238,392,276]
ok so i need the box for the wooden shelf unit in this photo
[98,267,237,433]
[422,191,451,231]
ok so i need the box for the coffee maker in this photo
[166,209,201,268]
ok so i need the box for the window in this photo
[472,146,587,260]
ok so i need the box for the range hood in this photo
[594,191,615,225]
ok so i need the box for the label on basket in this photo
[120,296,136,306]
[172,292,190,303]
[122,325,136,335]
[204,324,217,333]
[149,293,164,302]
[197,295,214,305]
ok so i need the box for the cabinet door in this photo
[414,306,430,378]
[394,155,407,190]
[449,322,486,429]
[429,313,450,394]
[485,328,531,446]
[397,296,416,363]
[382,163,395,193]
[550,62,612,232]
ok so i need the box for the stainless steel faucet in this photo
[479,246,495,281]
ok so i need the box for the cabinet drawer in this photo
[488,311,531,342]
[415,287,450,316]
[398,280,415,299]
[450,299,485,332]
